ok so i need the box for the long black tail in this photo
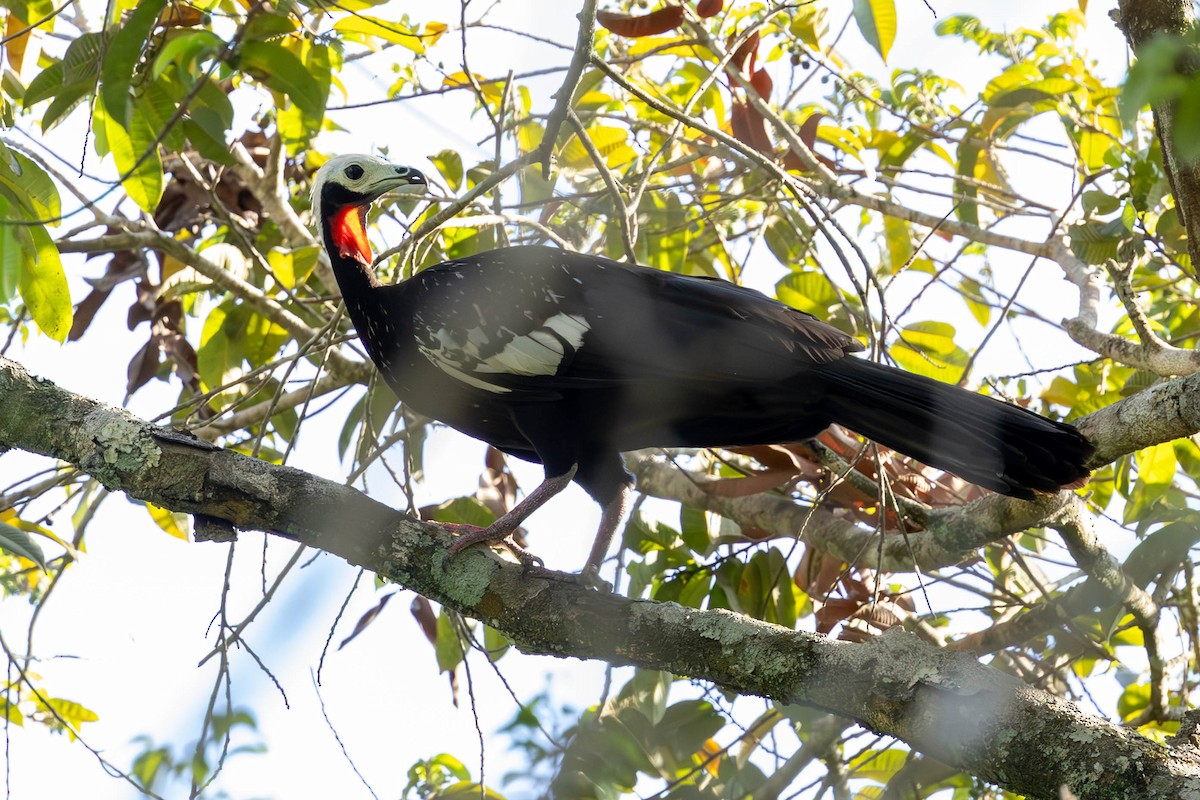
[815,358,1093,498]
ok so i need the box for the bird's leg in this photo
[446,464,578,565]
[581,482,633,585]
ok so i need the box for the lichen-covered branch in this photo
[2,355,1200,798]
[1117,0,1200,275]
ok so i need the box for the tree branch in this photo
[4,355,1200,798]
[1116,0,1200,276]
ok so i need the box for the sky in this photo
[0,2,1133,799]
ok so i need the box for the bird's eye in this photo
[344,164,365,181]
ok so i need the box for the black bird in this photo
[312,154,1093,581]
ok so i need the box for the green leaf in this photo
[775,271,839,314]
[0,147,61,220]
[763,212,810,266]
[135,79,186,154]
[900,320,957,355]
[333,15,427,52]
[37,697,99,741]
[1135,442,1177,488]
[560,125,635,169]
[100,0,167,127]
[954,136,983,226]
[184,78,236,163]
[20,224,72,342]
[958,276,991,326]
[0,520,47,568]
[239,40,325,124]
[97,100,164,213]
[1067,218,1132,265]
[848,748,909,782]
[152,29,225,80]
[438,783,506,799]
[891,321,968,383]
[0,698,23,728]
[657,699,723,761]
[242,312,289,368]
[1120,35,1189,128]
[23,60,66,108]
[0,198,21,304]
[882,215,913,273]
[25,31,106,108]
[853,0,897,62]
[482,625,509,662]
[145,502,188,540]
[430,497,495,528]
[198,303,243,392]
[680,506,710,554]
[434,611,464,673]
[430,149,464,191]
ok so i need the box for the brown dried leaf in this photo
[158,4,205,28]
[727,444,805,472]
[597,6,684,37]
[730,102,773,155]
[410,595,438,646]
[815,597,861,634]
[853,602,902,631]
[728,31,759,76]
[797,111,824,152]
[702,470,794,498]
[841,575,870,602]
[695,0,723,17]
[837,626,874,643]
[338,591,396,650]
[749,67,773,100]
[126,339,161,395]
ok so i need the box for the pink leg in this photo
[446,465,578,564]
[582,483,632,582]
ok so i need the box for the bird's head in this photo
[312,154,427,267]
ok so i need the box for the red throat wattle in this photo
[331,205,373,266]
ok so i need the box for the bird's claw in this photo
[444,522,543,569]
[439,521,610,591]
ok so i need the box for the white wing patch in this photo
[417,312,590,394]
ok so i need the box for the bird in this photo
[311,153,1094,583]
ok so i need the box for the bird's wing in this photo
[405,246,862,397]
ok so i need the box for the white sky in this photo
[1,2,1133,799]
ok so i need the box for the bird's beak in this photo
[370,165,428,201]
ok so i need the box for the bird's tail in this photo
[815,358,1093,498]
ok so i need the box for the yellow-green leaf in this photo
[0,196,23,304]
[1135,442,1176,487]
[333,15,426,53]
[882,215,913,273]
[853,0,897,62]
[560,125,635,169]
[897,320,957,356]
[776,271,839,314]
[0,146,61,220]
[39,697,99,741]
[0,698,22,727]
[891,322,967,382]
[0,520,46,568]
[98,100,163,213]
[20,224,72,342]
[146,502,188,540]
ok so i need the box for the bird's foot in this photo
[444,522,544,569]
[518,564,612,592]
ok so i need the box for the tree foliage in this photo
[1,0,1200,798]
